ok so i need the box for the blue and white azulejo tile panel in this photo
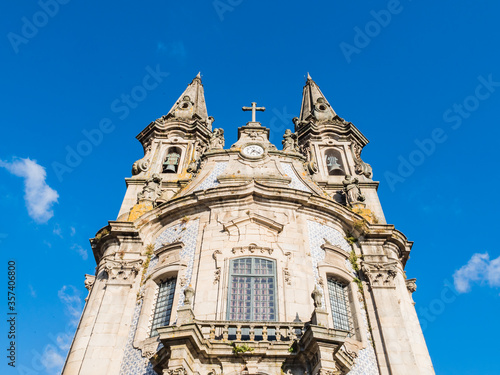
[194,162,228,191]
[306,220,379,375]
[119,219,200,374]
[280,162,312,193]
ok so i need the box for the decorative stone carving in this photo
[362,261,399,288]
[183,285,195,306]
[311,285,323,309]
[132,157,150,175]
[206,116,215,131]
[165,368,187,375]
[212,250,222,284]
[342,175,365,206]
[231,245,273,255]
[187,143,206,174]
[283,267,291,285]
[350,143,373,178]
[132,140,153,175]
[141,337,160,359]
[84,274,95,291]
[103,259,142,283]
[406,278,417,293]
[301,142,318,175]
[318,368,341,375]
[282,129,299,152]
[209,128,225,150]
[137,173,163,203]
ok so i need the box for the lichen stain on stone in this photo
[128,202,154,222]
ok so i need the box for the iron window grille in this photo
[327,277,353,334]
[150,277,176,336]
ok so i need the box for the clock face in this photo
[243,145,264,157]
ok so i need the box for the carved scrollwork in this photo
[361,261,399,288]
[350,143,373,178]
[132,158,151,176]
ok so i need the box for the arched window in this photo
[227,258,276,321]
[325,149,345,176]
[327,277,352,333]
[162,147,182,173]
[150,277,176,336]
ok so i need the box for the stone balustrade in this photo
[196,320,306,342]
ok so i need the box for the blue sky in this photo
[1,1,500,374]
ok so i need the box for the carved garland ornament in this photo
[361,261,399,288]
[104,259,143,281]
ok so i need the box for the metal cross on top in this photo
[242,102,265,122]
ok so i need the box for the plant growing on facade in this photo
[232,343,254,354]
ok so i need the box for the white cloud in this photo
[0,158,58,223]
[40,344,65,371]
[29,284,37,298]
[71,244,88,260]
[70,226,76,236]
[58,285,83,326]
[53,223,63,238]
[453,253,500,293]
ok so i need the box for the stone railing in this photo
[196,320,306,342]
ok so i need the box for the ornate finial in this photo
[311,285,323,309]
[242,102,265,123]
[196,71,201,79]
[307,72,312,80]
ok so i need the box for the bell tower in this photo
[63,74,434,375]
[118,73,214,222]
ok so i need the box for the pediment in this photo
[223,213,284,234]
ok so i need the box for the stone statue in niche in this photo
[342,175,365,206]
[282,129,299,152]
[209,128,225,150]
[137,173,163,203]
[163,150,181,173]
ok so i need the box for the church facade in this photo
[62,74,434,375]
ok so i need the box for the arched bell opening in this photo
[325,149,344,176]
[162,146,182,173]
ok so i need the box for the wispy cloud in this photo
[58,285,83,325]
[71,244,88,260]
[70,226,76,236]
[29,284,37,298]
[453,253,500,293]
[39,286,83,374]
[0,158,58,223]
[40,345,65,372]
[53,223,63,238]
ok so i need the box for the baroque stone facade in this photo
[62,74,434,375]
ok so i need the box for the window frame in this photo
[327,276,353,335]
[150,276,177,337]
[226,257,278,322]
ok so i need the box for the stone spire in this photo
[298,74,337,123]
[165,73,211,124]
